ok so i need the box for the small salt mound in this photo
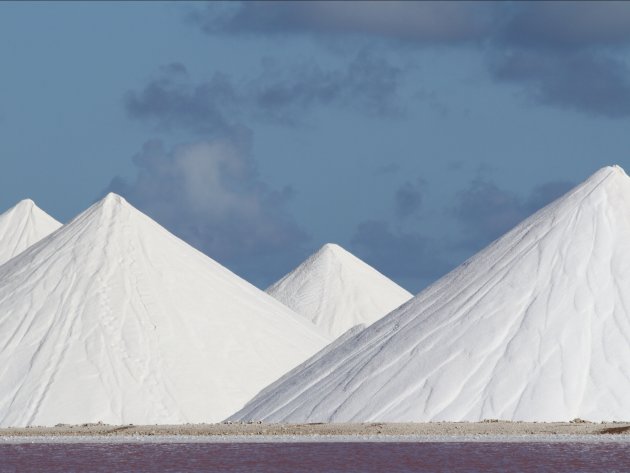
[0,193,329,427]
[0,199,61,265]
[267,243,412,338]
[231,165,630,423]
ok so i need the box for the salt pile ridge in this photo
[0,193,329,427]
[267,243,412,338]
[231,165,630,423]
[0,199,61,266]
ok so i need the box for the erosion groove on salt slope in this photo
[231,165,630,423]
[0,199,61,266]
[267,244,412,338]
[0,193,330,427]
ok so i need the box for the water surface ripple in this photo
[2,442,630,472]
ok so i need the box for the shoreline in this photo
[2,422,630,442]
[3,434,630,444]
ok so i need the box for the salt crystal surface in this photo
[267,243,412,338]
[0,193,329,427]
[0,199,61,266]
[231,165,630,423]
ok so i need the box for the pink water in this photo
[1,442,629,472]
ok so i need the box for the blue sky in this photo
[1,1,630,291]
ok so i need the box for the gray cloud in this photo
[351,220,451,293]
[198,1,630,49]
[252,51,403,122]
[349,178,445,292]
[489,49,630,118]
[395,179,424,219]
[105,138,308,287]
[452,177,574,250]
[124,63,241,134]
[125,53,403,132]
[501,2,630,50]
[190,2,630,119]
[491,3,630,118]
[452,178,525,248]
[192,1,496,44]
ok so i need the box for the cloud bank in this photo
[106,138,308,286]
[191,1,630,118]
[191,1,496,44]
[125,52,403,132]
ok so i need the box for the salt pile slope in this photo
[232,165,630,423]
[0,193,329,427]
[267,244,412,338]
[0,199,61,265]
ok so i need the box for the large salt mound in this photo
[231,165,630,423]
[266,243,412,338]
[0,199,61,266]
[0,193,329,427]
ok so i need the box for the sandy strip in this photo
[1,421,630,442]
[2,433,630,444]
[0,434,630,445]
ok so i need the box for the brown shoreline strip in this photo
[2,421,630,438]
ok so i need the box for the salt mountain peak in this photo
[266,243,412,338]
[0,195,328,427]
[233,164,630,423]
[0,198,61,266]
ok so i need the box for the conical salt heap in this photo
[0,199,61,266]
[231,165,630,422]
[0,193,329,427]
[267,243,412,338]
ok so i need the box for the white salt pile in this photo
[231,165,630,423]
[0,199,61,266]
[267,243,412,338]
[0,193,329,427]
